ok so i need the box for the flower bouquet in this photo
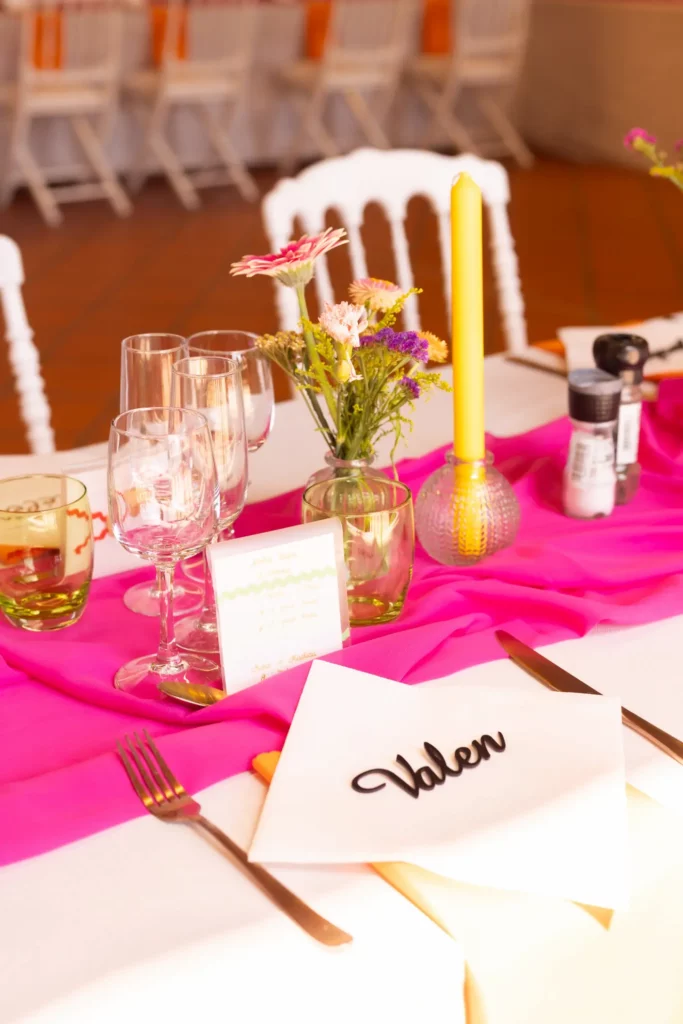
[231,228,450,626]
[231,227,449,468]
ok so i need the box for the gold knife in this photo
[495,630,683,767]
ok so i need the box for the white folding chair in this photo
[0,236,55,455]
[408,0,534,168]
[278,0,418,170]
[124,0,259,209]
[0,4,132,227]
[263,147,528,355]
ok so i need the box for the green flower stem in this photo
[296,285,338,430]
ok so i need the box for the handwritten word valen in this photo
[351,733,506,799]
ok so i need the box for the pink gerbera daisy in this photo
[230,227,347,288]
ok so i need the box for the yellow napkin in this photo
[252,751,613,937]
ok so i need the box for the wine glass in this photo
[182,331,274,582]
[187,331,274,454]
[119,333,203,617]
[171,356,248,655]
[108,407,220,695]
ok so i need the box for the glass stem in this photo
[156,565,182,668]
[197,538,218,631]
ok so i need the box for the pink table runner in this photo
[2,381,683,867]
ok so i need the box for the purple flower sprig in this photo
[360,327,429,363]
[400,376,421,399]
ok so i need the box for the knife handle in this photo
[621,708,683,767]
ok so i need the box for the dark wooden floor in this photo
[3,157,683,454]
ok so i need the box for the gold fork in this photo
[117,730,352,947]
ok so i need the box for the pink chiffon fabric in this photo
[2,381,683,867]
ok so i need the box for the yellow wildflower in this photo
[418,331,448,364]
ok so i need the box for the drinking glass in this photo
[182,330,274,582]
[302,477,415,627]
[119,333,202,617]
[171,357,248,654]
[108,407,220,694]
[0,474,93,631]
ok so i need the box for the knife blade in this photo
[495,629,683,768]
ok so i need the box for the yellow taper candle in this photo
[451,172,486,461]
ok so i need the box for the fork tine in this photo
[126,734,165,805]
[135,731,174,800]
[116,740,152,807]
[143,728,186,797]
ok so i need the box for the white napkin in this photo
[559,314,683,374]
[250,661,629,910]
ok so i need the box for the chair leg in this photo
[278,94,309,175]
[0,134,20,209]
[128,99,200,210]
[15,145,62,227]
[0,165,18,209]
[127,103,153,194]
[297,92,339,164]
[342,89,391,149]
[199,103,259,202]
[477,95,534,169]
[150,129,201,210]
[71,116,133,217]
[415,80,481,156]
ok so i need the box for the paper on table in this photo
[559,314,683,375]
[209,519,348,695]
[249,661,629,910]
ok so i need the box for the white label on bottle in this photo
[616,403,641,466]
[568,434,616,489]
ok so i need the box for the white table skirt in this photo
[4,356,683,1024]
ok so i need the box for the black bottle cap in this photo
[568,369,622,423]
[593,333,650,384]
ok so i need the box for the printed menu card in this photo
[249,661,629,909]
[209,520,348,694]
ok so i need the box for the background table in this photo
[3,356,683,1024]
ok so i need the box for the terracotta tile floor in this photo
[2,157,683,454]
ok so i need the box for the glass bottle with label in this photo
[593,333,649,505]
[563,370,623,520]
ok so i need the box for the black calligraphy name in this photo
[351,733,506,799]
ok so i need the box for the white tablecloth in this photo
[3,356,683,1024]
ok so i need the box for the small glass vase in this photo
[302,458,414,628]
[304,452,389,490]
[415,451,520,567]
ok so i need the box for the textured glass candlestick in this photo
[415,452,520,567]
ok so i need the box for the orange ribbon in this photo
[304,0,451,59]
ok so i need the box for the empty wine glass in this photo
[171,357,248,654]
[182,331,274,582]
[108,407,220,696]
[119,333,203,617]
[187,331,274,453]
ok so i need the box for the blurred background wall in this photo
[520,0,683,165]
